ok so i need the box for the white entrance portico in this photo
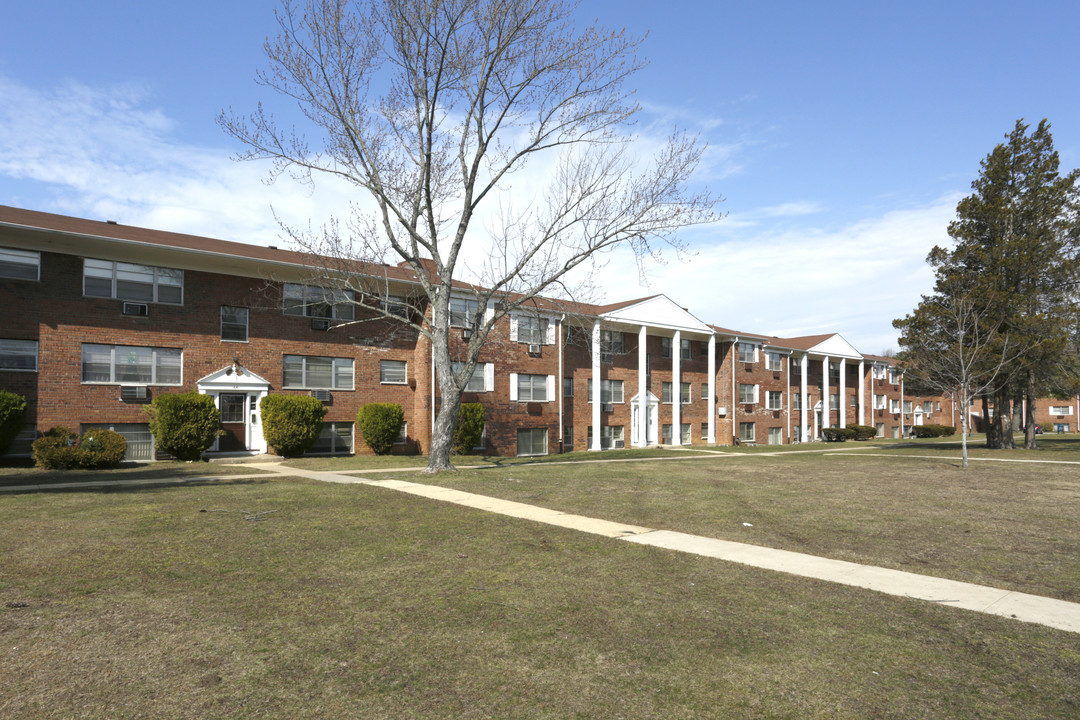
[630,391,660,446]
[196,363,271,454]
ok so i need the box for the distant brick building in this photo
[1,205,1073,459]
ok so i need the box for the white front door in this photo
[631,393,659,446]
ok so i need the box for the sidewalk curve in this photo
[249,463,1080,635]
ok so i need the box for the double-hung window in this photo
[766,352,782,371]
[660,337,672,358]
[284,355,355,389]
[888,368,900,384]
[381,296,410,319]
[449,297,480,328]
[307,422,354,454]
[220,306,249,342]
[81,344,182,385]
[587,379,624,404]
[0,248,40,280]
[0,339,38,371]
[378,359,407,385]
[451,362,491,392]
[517,428,548,456]
[662,382,689,403]
[84,259,183,304]
[738,383,757,404]
[516,316,549,344]
[830,393,839,410]
[902,401,913,414]
[874,394,886,410]
[873,364,887,380]
[680,339,691,360]
[680,382,692,404]
[738,343,756,363]
[890,399,901,413]
[600,330,623,363]
[766,391,782,410]
[1050,405,1073,415]
[739,422,755,443]
[283,283,354,320]
[516,374,548,402]
[793,392,801,410]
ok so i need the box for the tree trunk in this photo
[982,396,996,448]
[426,391,460,473]
[1024,369,1038,450]
[959,387,970,468]
[993,386,1015,449]
[423,301,461,474]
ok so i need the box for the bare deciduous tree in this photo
[220,0,719,471]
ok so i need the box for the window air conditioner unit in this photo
[120,386,149,402]
[311,318,332,331]
[528,343,541,355]
[717,406,727,416]
[310,389,332,403]
[602,403,614,413]
[122,302,149,317]
[614,440,625,449]
[462,328,472,339]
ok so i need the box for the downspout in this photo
[900,373,905,437]
[558,314,564,453]
[785,350,791,443]
[731,336,738,444]
[430,305,436,452]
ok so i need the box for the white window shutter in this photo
[509,373,518,401]
[484,301,495,324]
[509,315,518,342]
[484,363,494,392]
[546,320,556,345]
[546,375,555,401]
[754,385,760,403]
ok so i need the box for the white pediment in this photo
[601,295,713,334]
[806,334,862,360]
[196,365,272,392]
[630,391,660,404]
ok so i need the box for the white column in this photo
[707,335,716,444]
[672,330,682,445]
[839,358,847,428]
[800,353,809,442]
[591,320,602,451]
[900,373,905,437]
[821,356,830,431]
[638,325,648,447]
[858,359,865,426]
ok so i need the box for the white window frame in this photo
[874,394,886,410]
[81,344,182,385]
[765,352,782,371]
[890,399,901,413]
[680,339,691,360]
[0,248,40,281]
[766,390,782,410]
[599,330,623,362]
[220,306,249,342]
[283,283,354,320]
[680,423,692,444]
[514,315,550,345]
[516,428,548,456]
[739,422,755,443]
[768,427,783,445]
[738,383,758,404]
[449,297,480,328]
[307,422,354,455]
[381,295,411,319]
[1050,406,1073,415]
[872,364,887,380]
[514,373,550,402]
[587,379,624,404]
[451,362,493,392]
[889,368,900,384]
[84,258,184,305]
[284,355,355,389]
[830,393,839,410]
[738,342,757,363]
[0,339,38,372]
[660,337,672,358]
[378,359,407,386]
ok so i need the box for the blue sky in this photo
[3,0,1079,353]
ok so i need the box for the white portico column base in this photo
[591,320,602,451]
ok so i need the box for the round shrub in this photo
[357,403,404,455]
[261,394,327,457]
[147,392,222,461]
[848,424,878,441]
[0,389,28,457]
[32,427,128,470]
[453,403,485,455]
[79,428,127,469]
[821,427,857,442]
[32,427,81,470]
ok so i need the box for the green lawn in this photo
[2,448,1079,718]
[0,460,266,487]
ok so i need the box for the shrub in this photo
[0,390,28,456]
[261,394,327,457]
[848,424,878,441]
[32,427,81,470]
[147,392,222,461]
[31,426,126,470]
[79,428,127,468]
[357,403,404,455]
[911,424,957,438]
[453,403,485,455]
[821,427,857,442]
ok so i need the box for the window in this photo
[923,401,933,413]
[517,428,548,456]
[876,423,885,438]
[395,423,408,445]
[662,382,690,404]
[874,394,886,410]
[701,422,709,439]
[766,352,782,371]
[903,401,912,414]
[680,423,692,444]
[378,359,406,385]
[829,362,840,379]
[830,393,839,410]
[793,392,801,410]
[283,283,354,320]
[81,423,155,461]
[662,382,672,403]
[872,364,887,380]
[516,316,549,344]
[563,426,573,449]
[449,297,480,328]
[284,355,355,389]
[890,399,900,413]
[766,391,782,410]
[84,259,183,304]
[1050,405,1073,415]
[81,344,182,385]
[586,379,624,404]
[307,422,354,454]
[738,383,757,404]
[661,424,672,444]
[599,330,623,363]
[475,425,487,450]
[451,362,491,392]
[739,422,755,443]
[564,377,574,397]
[587,425,624,449]
[0,339,38,371]
[220,306,248,342]
[700,382,708,400]
[1055,423,1070,433]
[680,339,691,360]
[768,427,782,445]
[889,368,900,384]
[851,395,858,407]
[738,342,756,363]
[0,248,39,280]
[381,296,410,319]
[516,374,548,402]
[661,337,672,358]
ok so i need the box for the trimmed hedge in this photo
[261,394,327,457]
[453,403,485,455]
[32,427,127,470]
[848,424,878,441]
[0,389,28,456]
[357,403,404,455]
[147,392,222,461]
[821,427,857,442]
[911,424,957,438]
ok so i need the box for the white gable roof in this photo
[600,295,713,334]
[196,365,272,392]
[805,334,862,360]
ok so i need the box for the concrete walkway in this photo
[247,462,1080,635]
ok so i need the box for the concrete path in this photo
[248,462,1080,635]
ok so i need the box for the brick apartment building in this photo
[1,205,1074,459]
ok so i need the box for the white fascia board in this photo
[599,295,713,336]
[804,334,863,360]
